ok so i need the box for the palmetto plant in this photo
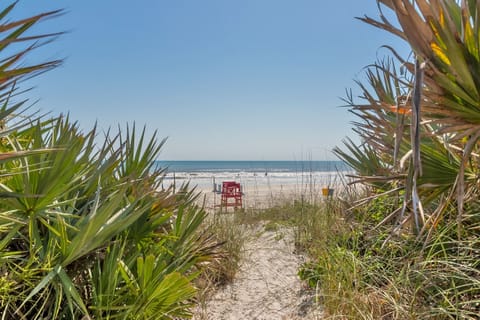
[0,2,218,319]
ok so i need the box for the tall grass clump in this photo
[0,3,223,319]
[299,196,480,318]
[196,213,246,290]
[298,0,480,318]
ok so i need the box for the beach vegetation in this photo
[196,213,245,289]
[297,0,480,318]
[0,3,222,319]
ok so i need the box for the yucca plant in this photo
[370,0,480,232]
[318,1,480,318]
[334,0,480,238]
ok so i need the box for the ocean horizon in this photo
[156,160,349,174]
[155,160,351,191]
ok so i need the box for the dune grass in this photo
[202,182,480,319]
[292,189,480,319]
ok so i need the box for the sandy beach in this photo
[162,167,347,318]
[168,171,347,211]
[181,173,334,319]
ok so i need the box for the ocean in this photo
[157,160,348,174]
[155,160,350,192]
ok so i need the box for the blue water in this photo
[156,160,348,174]
[155,160,352,193]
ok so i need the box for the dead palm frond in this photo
[339,0,480,236]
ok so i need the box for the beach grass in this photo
[197,176,480,319]
[291,189,480,319]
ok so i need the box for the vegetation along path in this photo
[196,225,323,319]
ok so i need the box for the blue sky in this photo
[13,1,409,160]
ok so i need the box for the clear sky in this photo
[13,1,409,160]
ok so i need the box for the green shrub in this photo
[0,3,220,319]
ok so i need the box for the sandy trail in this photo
[195,226,323,320]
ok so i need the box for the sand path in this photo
[195,226,323,320]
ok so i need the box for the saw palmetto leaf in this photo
[0,3,218,319]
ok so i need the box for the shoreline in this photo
[163,171,350,211]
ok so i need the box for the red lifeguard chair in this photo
[221,181,243,210]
